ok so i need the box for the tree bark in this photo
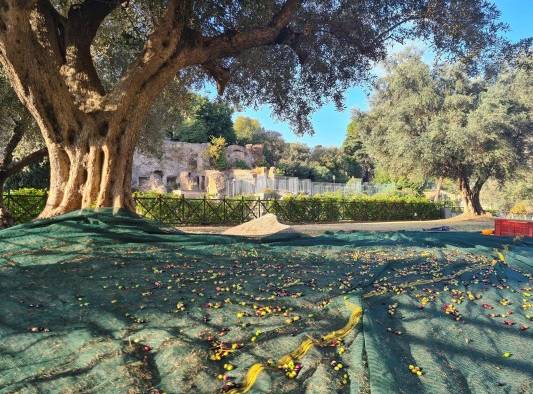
[433,177,443,202]
[40,125,138,218]
[458,176,485,215]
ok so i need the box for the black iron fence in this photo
[3,191,449,226]
[2,191,48,224]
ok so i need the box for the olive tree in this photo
[359,51,532,214]
[0,0,502,217]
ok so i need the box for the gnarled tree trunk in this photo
[43,128,137,217]
[458,176,486,215]
[0,2,151,218]
[0,79,145,218]
[433,176,443,202]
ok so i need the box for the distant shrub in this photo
[232,159,251,169]
[509,200,532,216]
[260,188,280,200]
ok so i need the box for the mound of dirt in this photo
[222,213,297,238]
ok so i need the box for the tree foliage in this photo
[0,0,507,215]
[170,95,236,143]
[277,143,353,182]
[12,0,505,134]
[343,112,374,181]
[358,50,532,214]
[207,136,229,170]
[234,116,263,145]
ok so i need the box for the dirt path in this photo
[177,215,495,236]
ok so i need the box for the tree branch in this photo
[371,15,420,46]
[198,0,300,63]
[0,2,79,144]
[275,27,308,64]
[105,0,191,106]
[1,121,25,168]
[473,171,491,194]
[67,0,125,46]
[107,0,299,113]
[4,147,47,177]
[60,0,127,99]
[201,61,231,95]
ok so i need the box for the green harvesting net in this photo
[0,209,531,393]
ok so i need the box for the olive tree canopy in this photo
[358,50,532,214]
[0,0,504,216]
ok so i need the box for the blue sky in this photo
[231,0,532,148]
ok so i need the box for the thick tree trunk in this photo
[433,177,443,202]
[458,176,485,215]
[40,126,137,218]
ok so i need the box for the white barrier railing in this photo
[225,176,394,197]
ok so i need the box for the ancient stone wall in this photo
[225,144,264,167]
[132,140,264,192]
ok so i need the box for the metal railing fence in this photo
[3,191,448,226]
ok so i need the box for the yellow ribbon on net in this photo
[226,301,363,394]
[278,338,315,367]
[321,303,363,343]
[226,363,265,394]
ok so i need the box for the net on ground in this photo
[0,209,531,393]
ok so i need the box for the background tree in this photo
[256,130,287,167]
[233,116,287,167]
[480,169,533,212]
[359,51,532,214]
[234,116,263,145]
[277,143,354,182]
[343,111,374,182]
[206,136,229,170]
[170,95,236,143]
[0,0,503,217]
[0,68,47,226]
[278,143,312,179]
[309,145,348,182]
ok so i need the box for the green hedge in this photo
[129,192,444,224]
[264,194,443,223]
[3,189,444,225]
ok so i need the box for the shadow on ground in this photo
[0,209,531,393]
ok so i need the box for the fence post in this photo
[158,194,162,223]
[181,194,185,224]
[203,195,207,225]
[223,196,226,223]
[241,196,245,223]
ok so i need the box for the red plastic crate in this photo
[494,219,533,237]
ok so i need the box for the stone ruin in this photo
[132,140,266,196]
